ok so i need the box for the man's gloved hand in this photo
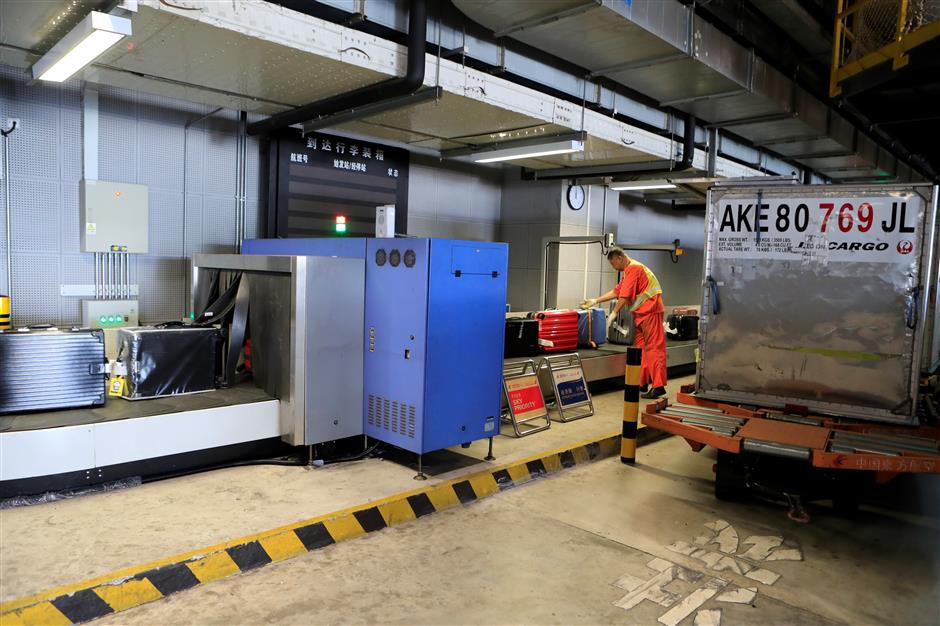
[606,312,617,328]
[579,298,597,310]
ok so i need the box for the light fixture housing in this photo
[608,182,678,191]
[32,11,132,82]
[471,139,584,164]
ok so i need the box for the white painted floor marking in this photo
[744,568,782,585]
[613,568,680,610]
[715,587,758,604]
[694,608,723,626]
[611,520,803,623]
[658,578,728,626]
[716,526,739,554]
[739,536,784,561]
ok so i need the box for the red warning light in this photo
[114,191,122,198]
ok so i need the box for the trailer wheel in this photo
[714,451,746,501]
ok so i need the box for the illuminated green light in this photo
[108,316,116,323]
[335,223,347,233]
[99,316,108,324]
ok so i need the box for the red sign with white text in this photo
[506,375,547,421]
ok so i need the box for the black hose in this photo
[322,442,383,465]
[142,456,308,483]
[248,0,427,135]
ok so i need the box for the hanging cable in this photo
[2,120,16,312]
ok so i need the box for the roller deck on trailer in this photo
[641,385,940,519]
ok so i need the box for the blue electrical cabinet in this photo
[364,238,507,454]
[242,236,508,455]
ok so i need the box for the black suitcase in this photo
[0,327,107,414]
[119,326,222,399]
[504,318,539,358]
[667,314,699,340]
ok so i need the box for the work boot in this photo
[641,386,666,399]
[639,384,649,393]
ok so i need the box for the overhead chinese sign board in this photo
[267,131,409,238]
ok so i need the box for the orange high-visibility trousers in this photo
[632,311,667,388]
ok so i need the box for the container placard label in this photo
[712,194,923,263]
[505,375,546,421]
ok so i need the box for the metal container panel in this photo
[697,184,934,423]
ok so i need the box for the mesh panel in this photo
[846,0,940,62]
[148,191,184,258]
[11,178,60,253]
[12,254,60,326]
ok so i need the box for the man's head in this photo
[606,246,630,271]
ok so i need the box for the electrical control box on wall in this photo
[80,180,149,253]
[82,299,139,329]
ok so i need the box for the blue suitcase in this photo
[577,308,607,347]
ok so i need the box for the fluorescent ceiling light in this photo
[32,11,132,82]
[608,183,678,191]
[472,139,584,163]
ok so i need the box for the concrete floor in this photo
[0,375,691,603]
[94,437,940,626]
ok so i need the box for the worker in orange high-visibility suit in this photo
[581,246,667,399]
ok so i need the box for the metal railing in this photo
[830,0,940,96]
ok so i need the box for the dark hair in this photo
[606,246,626,260]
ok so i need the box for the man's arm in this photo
[611,296,631,317]
[580,288,618,309]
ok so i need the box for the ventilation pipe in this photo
[247,0,427,135]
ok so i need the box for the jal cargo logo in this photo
[796,241,890,252]
[897,240,914,255]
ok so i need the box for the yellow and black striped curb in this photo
[0,428,660,625]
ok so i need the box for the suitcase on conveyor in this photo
[577,308,607,347]
[504,318,539,358]
[667,313,699,340]
[119,326,222,399]
[534,309,579,353]
[607,309,636,345]
[0,327,108,414]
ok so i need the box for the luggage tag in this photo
[109,376,126,397]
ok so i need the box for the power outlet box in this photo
[82,299,139,329]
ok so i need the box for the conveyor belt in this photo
[0,384,273,433]
[504,338,697,386]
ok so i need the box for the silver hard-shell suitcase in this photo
[0,327,108,414]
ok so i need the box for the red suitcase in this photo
[533,310,579,352]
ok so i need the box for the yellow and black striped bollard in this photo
[621,347,642,464]
[0,295,9,330]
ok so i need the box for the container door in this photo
[697,185,932,423]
